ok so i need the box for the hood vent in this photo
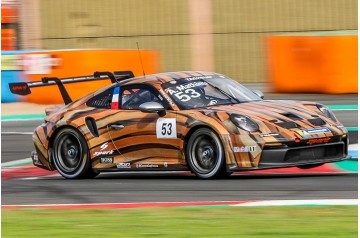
[281,112,301,121]
[275,121,298,129]
[308,118,326,126]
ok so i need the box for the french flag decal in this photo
[111,87,120,109]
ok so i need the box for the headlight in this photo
[316,104,337,122]
[230,114,259,132]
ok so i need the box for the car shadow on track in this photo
[56,171,356,180]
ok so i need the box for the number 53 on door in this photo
[156,118,177,139]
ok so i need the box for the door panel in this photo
[107,110,183,169]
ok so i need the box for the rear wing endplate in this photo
[9,70,134,105]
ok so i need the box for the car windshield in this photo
[161,75,262,109]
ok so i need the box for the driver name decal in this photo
[156,118,177,139]
[168,81,208,95]
[168,81,207,102]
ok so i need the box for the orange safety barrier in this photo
[21,49,159,104]
[266,35,358,94]
[1,7,17,24]
[1,28,16,50]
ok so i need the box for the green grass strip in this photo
[334,160,358,172]
[1,158,32,168]
[346,127,358,132]
[2,206,357,238]
[1,114,45,121]
[328,104,358,110]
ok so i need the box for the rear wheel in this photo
[186,128,228,179]
[52,128,99,179]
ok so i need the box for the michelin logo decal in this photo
[302,127,330,135]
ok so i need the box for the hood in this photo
[205,100,345,139]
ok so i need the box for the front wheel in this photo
[52,128,99,179]
[186,128,227,179]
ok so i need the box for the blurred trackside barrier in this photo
[266,35,358,93]
[1,50,27,102]
[19,0,357,84]
[1,49,159,104]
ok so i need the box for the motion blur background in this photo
[1,3,358,235]
[3,0,357,81]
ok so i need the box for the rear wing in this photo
[9,71,134,105]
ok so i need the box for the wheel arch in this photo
[184,125,213,151]
[183,123,236,171]
[48,125,88,169]
[183,123,229,152]
[48,124,98,179]
[183,125,231,178]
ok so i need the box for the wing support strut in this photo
[9,70,134,105]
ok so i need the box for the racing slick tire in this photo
[52,127,99,179]
[186,128,228,179]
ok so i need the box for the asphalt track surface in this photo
[1,93,358,205]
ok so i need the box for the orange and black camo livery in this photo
[31,71,349,172]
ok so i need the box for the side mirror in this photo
[139,102,165,113]
[252,90,264,99]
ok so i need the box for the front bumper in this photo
[31,148,54,171]
[258,141,349,168]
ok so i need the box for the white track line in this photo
[233,199,358,207]
[2,199,357,209]
[2,132,33,135]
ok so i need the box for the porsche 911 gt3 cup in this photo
[9,71,350,179]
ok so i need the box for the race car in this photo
[9,71,350,179]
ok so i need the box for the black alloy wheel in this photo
[52,128,98,179]
[186,128,228,179]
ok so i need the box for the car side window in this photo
[120,86,163,110]
[86,87,114,109]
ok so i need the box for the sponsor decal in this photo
[302,127,330,135]
[233,146,256,153]
[306,137,331,145]
[117,162,131,168]
[10,84,27,92]
[293,130,304,137]
[167,81,207,102]
[260,133,279,137]
[156,118,177,139]
[100,142,109,151]
[100,157,113,163]
[208,100,218,105]
[136,164,159,168]
[93,150,114,157]
[185,76,212,81]
[159,88,175,105]
[168,81,208,95]
[32,153,39,163]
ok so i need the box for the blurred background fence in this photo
[2,0,358,83]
